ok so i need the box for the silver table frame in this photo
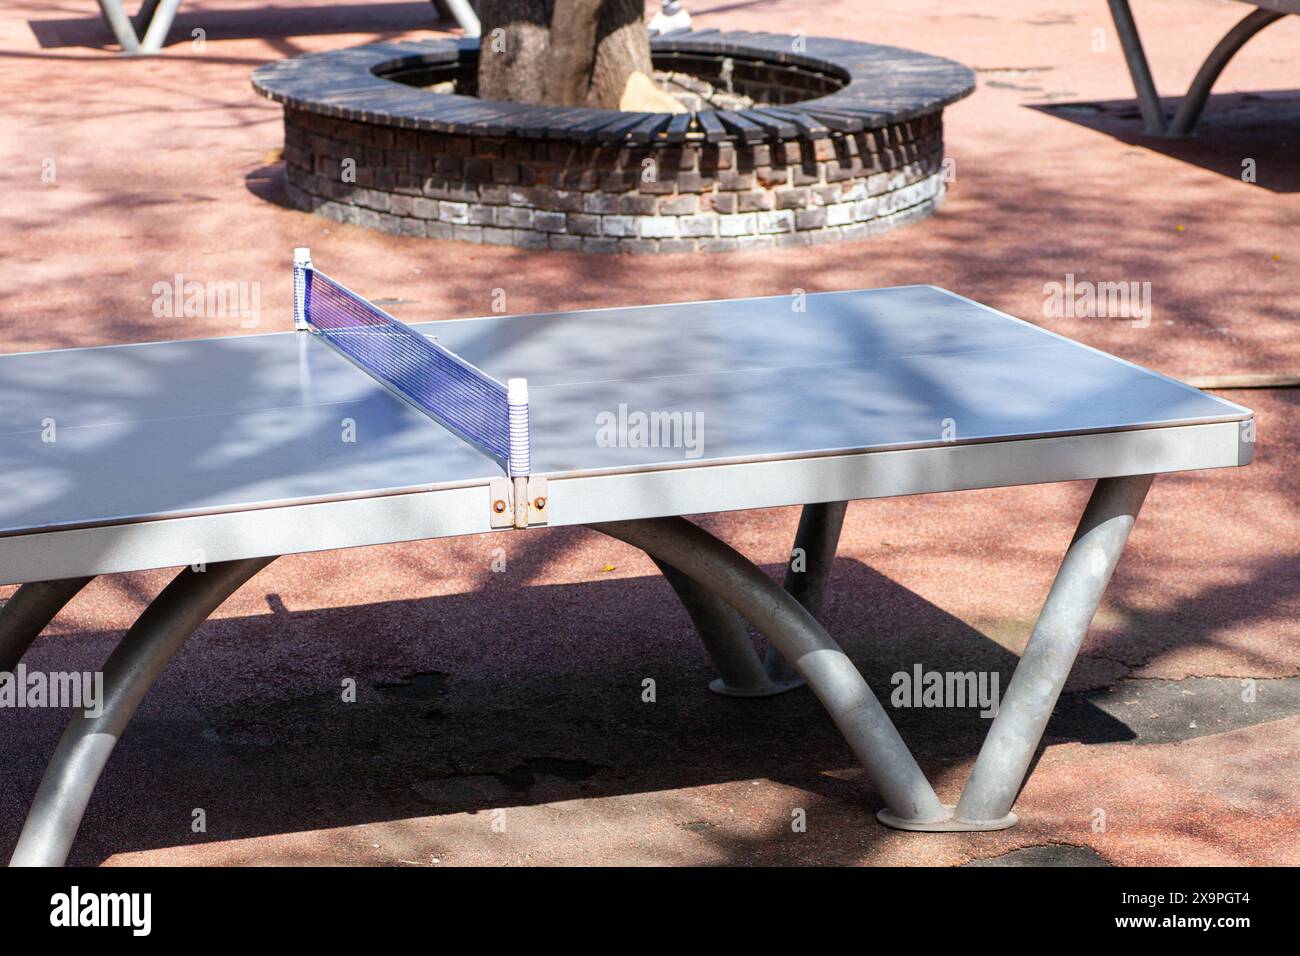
[1106,0,1294,137]
[1,404,1251,863]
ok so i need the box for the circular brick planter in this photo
[252,33,974,252]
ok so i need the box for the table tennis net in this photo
[297,262,530,477]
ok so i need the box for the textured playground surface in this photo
[0,0,1297,865]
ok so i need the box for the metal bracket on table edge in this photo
[489,476,549,529]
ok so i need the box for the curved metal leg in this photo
[95,0,143,52]
[8,557,274,867]
[0,577,95,673]
[1108,0,1286,137]
[592,516,949,825]
[647,502,846,697]
[763,501,847,686]
[136,0,183,53]
[648,557,778,695]
[944,474,1154,828]
[1168,8,1285,137]
[133,0,162,33]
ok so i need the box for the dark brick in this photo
[658,239,698,254]
[567,213,601,236]
[658,194,699,215]
[775,187,810,209]
[796,207,827,230]
[619,193,657,215]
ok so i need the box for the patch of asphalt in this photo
[963,845,1111,867]
[1048,676,1300,745]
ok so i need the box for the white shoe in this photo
[648,8,692,36]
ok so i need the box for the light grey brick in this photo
[757,210,794,234]
[439,201,469,224]
[602,215,635,237]
[497,206,534,228]
[718,214,756,237]
[825,202,854,227]
[678,214,717,238]
[638,216,678,239]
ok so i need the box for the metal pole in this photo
[952,474,1153,825]
[764,501,847,684]
[649,557,774,694]
[95,0,143,52]
[1107,0,1169,135]
[133,0,162,33]
[444,0,481,37]
[136,0,183,53]
[593,517,948,825]
[8,557,274,867]
[1168,8,1285,136]
[0,577,94,674]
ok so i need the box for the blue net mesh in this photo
[305,270,518,472]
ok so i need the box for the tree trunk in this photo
[477,0,552,105]
[477,0,671,111]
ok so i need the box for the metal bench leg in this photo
[1167,8,1286,137]
[593,516,949,826]
[0,577,95,673]
[939,474,1154,829]
[8,557,274,867]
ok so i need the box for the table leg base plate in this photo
[877,804,1018,832]
[707,676,807,698]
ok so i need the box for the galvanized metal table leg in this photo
[1167,8,1285,137]
[0,577,94,674]
[95,0,143,53]
[133,0,162,33]
[592,517,948,825]
[918,474,1155,831]
[763,501,847,686]
[1107,0,1169,135]
[8,557,274,867]
[136,0,182,52]
[1108,0,1286,138]
[649,557,776,695]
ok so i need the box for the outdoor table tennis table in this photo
[0,253,1253,865]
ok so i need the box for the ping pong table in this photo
[0,252,1253,865]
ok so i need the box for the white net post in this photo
[293,247,312,331]
[507,378,531,478]
[507,378,531,528]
